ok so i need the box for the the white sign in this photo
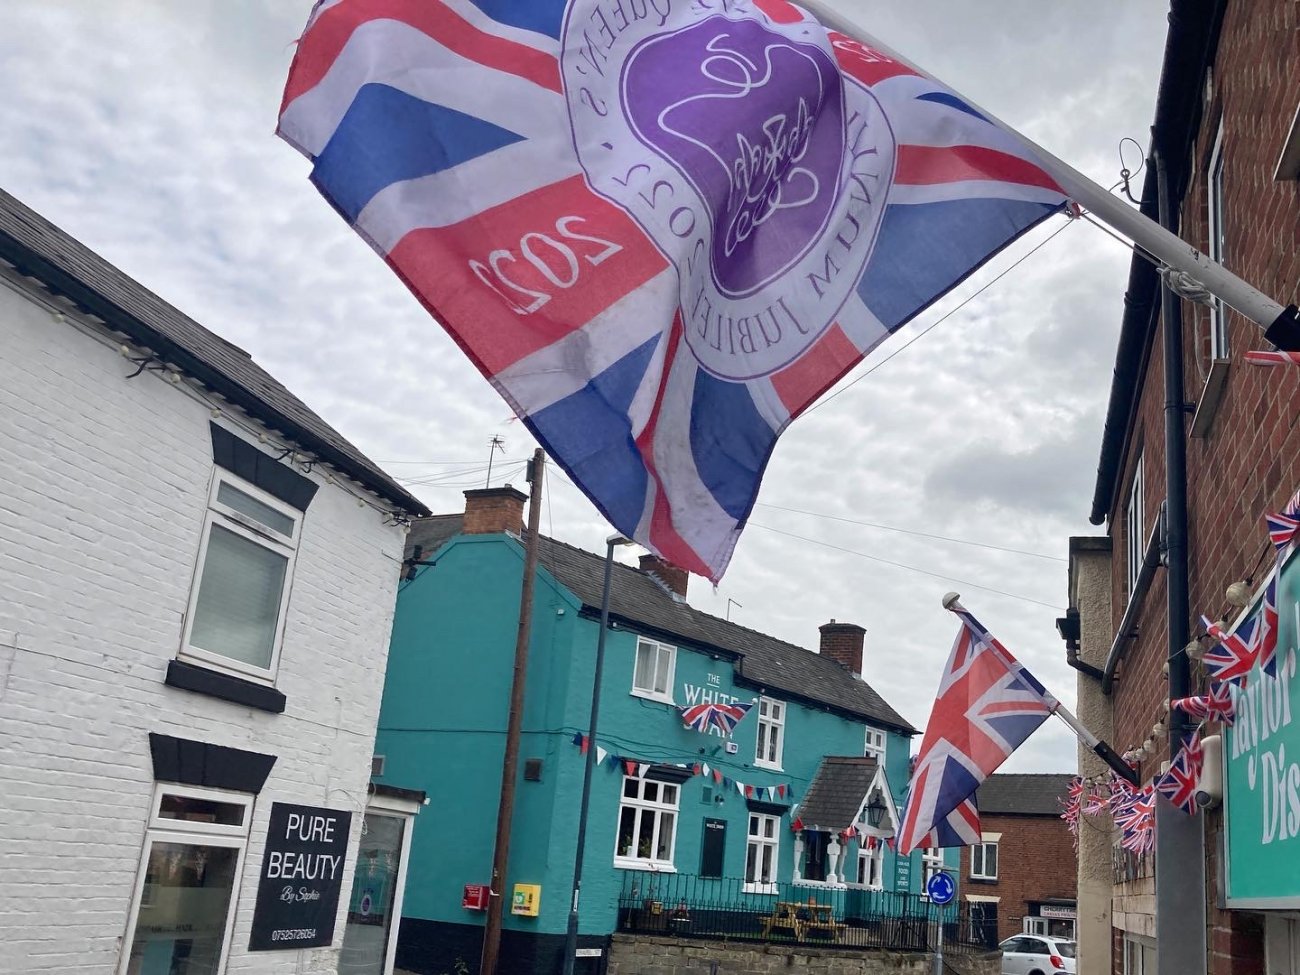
[575,948,603,958]
[1039,905,1077,919]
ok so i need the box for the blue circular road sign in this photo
[926,870,956,905]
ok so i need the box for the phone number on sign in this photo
[271,928,317,942]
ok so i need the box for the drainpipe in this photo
[1153,146,1206,975]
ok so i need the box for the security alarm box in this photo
[724,741,739,754]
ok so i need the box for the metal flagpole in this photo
[797,0,1300,350]
[942,593,1138,785]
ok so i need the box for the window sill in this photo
[613,858,677,873]
[743,883,778,896]
[165,659,286,713]
[630,689,675,706]
[753,760,784,773]
[969,875,999,885]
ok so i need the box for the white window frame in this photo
[971,838,999,881]
[864,726,886,763]
[631,637,676,703]
[854,839,884,890]
[613,775,679,871]
[118,783,254,975]
[744,813,780,894]
[180,472,301,683]
[1207,122,1229,360]
[1124,454,1145,599]
[754,696,785,771]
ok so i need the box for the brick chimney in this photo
[639,553,689,599]
[462,486,526,535]
[819,620,865,676]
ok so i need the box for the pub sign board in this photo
[249,803,352,950]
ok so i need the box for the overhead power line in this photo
[754,502,1065,562]
[748,522,1062,610]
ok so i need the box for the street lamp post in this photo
[561,534,632,975]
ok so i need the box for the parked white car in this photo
[999,935,1078,975]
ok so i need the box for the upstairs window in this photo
[864,726,886,763]
[1207,122,1228,360]
[182,474,300,681]
[1124,454,1145,600]
[971,838,999,880]
[631,638,676,703]
[755,696,785,770]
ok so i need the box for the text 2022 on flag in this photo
[278,0,1069,580]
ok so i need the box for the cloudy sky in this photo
[1,1,1169,771]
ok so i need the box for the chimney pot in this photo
[639,553,689,598]
[462,486,527,535]
[818,621,865,677]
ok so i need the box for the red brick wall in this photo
[958,813,1078,942]
[1103,3,1300,974]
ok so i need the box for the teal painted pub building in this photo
[375,488,953,973]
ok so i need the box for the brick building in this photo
[958,774,1078,944]
[0,188,428,974]
[1062,2,1300,974]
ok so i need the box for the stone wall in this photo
[606,934,1001,975]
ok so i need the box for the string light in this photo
[1225,580,1252,607]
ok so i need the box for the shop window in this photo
[181,474,300,682]
[614,776,678,869]
[755,696,785,770]
[120,784,253,975]
[744,813,780,894]
[632,638,675,703]
[921,847,944,895]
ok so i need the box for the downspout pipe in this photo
[1152,144,1205,975]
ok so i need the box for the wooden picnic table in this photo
[761,898,846,943]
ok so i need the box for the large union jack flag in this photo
[679,700,754,735]
[278,0,1070,580]
[897,600,1058,853]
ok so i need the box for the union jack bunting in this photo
[1256,576,1281,678]
[278,0,1071,580]
[1059,777,1082,840]
[1116,785,1155,856]
[1259,488,1300,677]
[1155,734,1204,814]
[678,700,754,735]
[1083,781,1110,817]
[1172,682,1236,726]
[1202,614,1259,686]
[897,601,1057,853]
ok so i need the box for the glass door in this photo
[338,812,408,975]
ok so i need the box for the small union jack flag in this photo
[1083,782,1111,817]
[1259,488,1300,678]
[1155,734,1204,814]
[1202,614,1259,686]
[678,701,754,736]
[1245,350,1300,368]
[1172,682,1236,725]
[1117,785,1155,856]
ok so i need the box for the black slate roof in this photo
[0,188,427,515]
[977,774,1076,816]
[798,756,880,830]
[407,515,915,733]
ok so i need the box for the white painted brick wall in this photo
[0,271,409,974]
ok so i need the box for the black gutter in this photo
[1101,510,1165,694]
[0,233,429,517]
[1088,0,1227,526]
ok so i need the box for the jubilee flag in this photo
[278,0,1070,580]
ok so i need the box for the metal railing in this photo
[615,871,999,953]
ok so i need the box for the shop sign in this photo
[1039,905,1077,919]
[249,803,352,950]
[1225,550,1300,908]
[893,853,912,891]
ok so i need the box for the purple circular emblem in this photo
[562,0,896,380]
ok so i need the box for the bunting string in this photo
[569,733,797,801]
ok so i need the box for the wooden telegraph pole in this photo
[480,448,545,975]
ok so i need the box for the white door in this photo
[1265,915,1300,975]
[337,809,415,975]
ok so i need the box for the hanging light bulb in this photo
[1226,581,1252,607]
[1142,737,1155,756]
[1186,637,1206,661]
[1153,721,1166,737]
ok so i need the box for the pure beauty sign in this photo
[249,803,352,950]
